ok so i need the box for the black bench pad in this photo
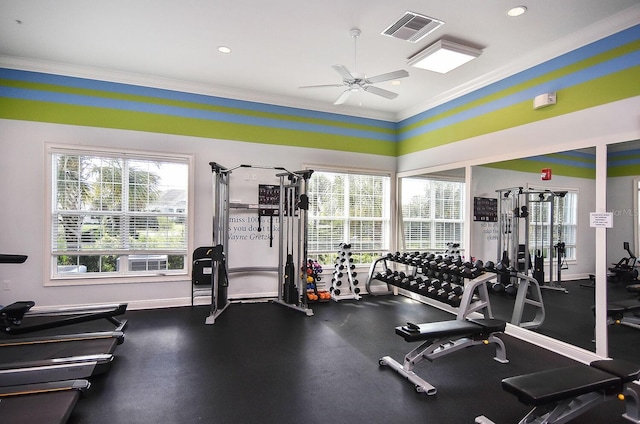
[502,359,640,406]
[502,366,618,406]
[591,359,640,383]
[607,299,640,312]
[0,301,36,318]
[395,319,506,342]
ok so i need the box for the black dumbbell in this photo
[490,281,505,293]
[447,293,462,307]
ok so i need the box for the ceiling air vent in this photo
[381,12,444,43]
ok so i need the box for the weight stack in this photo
[330,243,362,301]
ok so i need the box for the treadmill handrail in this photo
[0,353,113,371]
[2,303,128,335]
[0,330,125,347]
[0,378,91,397]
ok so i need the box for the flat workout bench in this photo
[477,359,640,424]
[379,318,508,395]
[606,299,640,330]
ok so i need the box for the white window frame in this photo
[306,167,392,266]
[399,176,466,252]
[45,143,194,286]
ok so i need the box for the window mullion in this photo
[343,175,350,243]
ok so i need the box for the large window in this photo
[401,177,465,251]
[49,146,191,280]
[307,171,391,265]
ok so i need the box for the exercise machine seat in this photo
[395,318,506,342]
[502,359,640,406]
[502,365,618,406]
[590,359,640,383]
[0,301,35,324]
[606,299,640,320]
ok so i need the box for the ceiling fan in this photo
[300,28,409,105]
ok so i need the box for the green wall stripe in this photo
[398,67,640,155]
[608,164,640,178]
[0,98,397,156]
[400,40,640,134]
[0,78,394,137]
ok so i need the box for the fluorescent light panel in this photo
[408,39,482,73]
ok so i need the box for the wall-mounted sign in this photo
[474,197,498,222]
[589,212,613,228]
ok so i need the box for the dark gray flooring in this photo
[64,295,634,424]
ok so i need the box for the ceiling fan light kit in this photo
[408,39,482,73]
[300,27,409,105]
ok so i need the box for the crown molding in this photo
[0,55,397,123]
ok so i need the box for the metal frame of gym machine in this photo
[494,187,546,329]
[524,187,569,293]
[203,162,313,325]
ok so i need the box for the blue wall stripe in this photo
[399,25,640,129]
[608,148,640,158]
[523,156,595,168]
[0,68,396,130]
[398,51,640,141]
[0,85,396,142]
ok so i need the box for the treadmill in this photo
[0,325,126,387]
[0,379,90,424]
[0,353,113,386]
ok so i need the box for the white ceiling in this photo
[1,0,639,121]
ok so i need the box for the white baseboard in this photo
[505,324,603,364]
[126,291,280,310]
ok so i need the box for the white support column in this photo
[594,144,608,358]
[465,165,473,259]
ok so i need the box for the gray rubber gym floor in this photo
[65,291,635,424]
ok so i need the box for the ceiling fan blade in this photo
[332,64,356,81]
[299,84,345,89]
[363,85,398,100]
[334,90,352,105]
[365,69,409,84]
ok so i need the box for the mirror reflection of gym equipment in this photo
[495,187,569,293]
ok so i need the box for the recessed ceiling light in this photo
[217,46,232,54]
[391,80,402,86]
[507,6,527,17]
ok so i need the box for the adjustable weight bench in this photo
[379,318,508,395]
[606,299,640,330]
[476,359,640,424]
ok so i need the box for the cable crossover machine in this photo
[195,162,314,325]
[495,186,569,295]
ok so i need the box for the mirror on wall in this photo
[469,147,598,352]
[606,139,640,363]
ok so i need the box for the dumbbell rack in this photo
[365,251,492,318]
[330,243,361,301]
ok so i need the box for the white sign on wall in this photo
[589,212,613,228]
